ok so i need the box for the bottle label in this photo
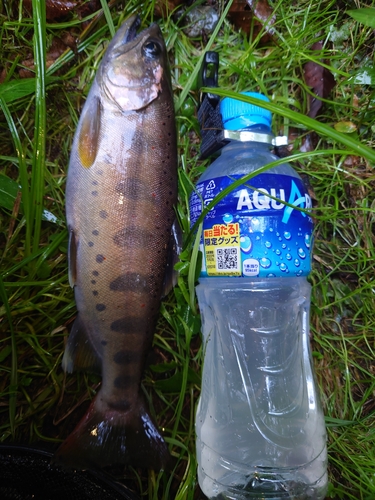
[189,173,313,278]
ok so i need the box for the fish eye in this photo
[142,40,162,58]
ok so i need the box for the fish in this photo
[53,14,177,471]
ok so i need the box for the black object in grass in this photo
[0,444,140,500]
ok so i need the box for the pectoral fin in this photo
[77,94,102,169]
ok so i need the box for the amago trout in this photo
[54,15,177,470]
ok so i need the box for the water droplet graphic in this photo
[240,236,252,253]
[275,249,281,256]
[294,259,300,267]
[286,253,292,260]
[265,241,272,249]
[284,231,292,240]
[298,248,306,259]
[223,213,233,223]
[260,257,271,269]
[281,243,287,249]
[267,273,276,277]
[296,270,303,276]
[269,228,274,232]
[305,234,311,248]
[279,263,288,272]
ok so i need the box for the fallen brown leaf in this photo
[23,0,100,21]
[304,41,335,119]
[154,0,187,18]
[249,0,275,33]
[300,131,319,153]
[228,0,275,42]
[19,36,77,78]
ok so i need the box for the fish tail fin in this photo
[53,394,169,471]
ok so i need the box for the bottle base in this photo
[201,472,328,500]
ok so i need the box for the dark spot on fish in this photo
[113,375,136,389]
[113,350,140,365]
[91,280,96,285]
[108,400,131,412]
[113,226,153,248]
[88,241,94,247]
[96,254,105,263]
[92,230,99,236]
[92,291,98,296]
[96,303,106,311]
[110,316,146,333]
[93,270,99,276]
[110,272,149,293]
[101,340,107,346]
[91,191,98,196]
[99,210,108,219]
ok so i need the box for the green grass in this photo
[1,0,375,498]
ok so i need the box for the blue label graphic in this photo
[189,173,313,278]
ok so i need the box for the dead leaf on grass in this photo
[23,0,100,21]
[154,0,187,18]
[228,0,275,42]
[19,36,77,78]
[304,41,335,119]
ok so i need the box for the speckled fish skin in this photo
[54,15,177,471]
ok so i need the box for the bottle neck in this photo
[220,136,273,155]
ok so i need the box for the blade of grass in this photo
[188,222,202,315]
[31,0,47,255]
[99,0,116,38]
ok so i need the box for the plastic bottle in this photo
[189,92,328,500]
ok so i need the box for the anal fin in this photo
[62,315,101,374]
[162,219,183,297]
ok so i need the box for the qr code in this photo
[216,247,240,271]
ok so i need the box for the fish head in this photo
[98,14,170,112]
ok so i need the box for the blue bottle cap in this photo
[220,92,272,130]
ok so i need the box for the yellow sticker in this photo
[203,222,241,276]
